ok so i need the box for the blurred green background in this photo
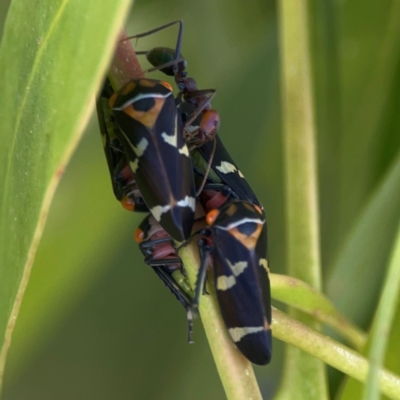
[2,0,400,398]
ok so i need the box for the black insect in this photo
[194,200,271,365]
[107,78,196,242]
[96,79,148,212]
[97,21,272,366]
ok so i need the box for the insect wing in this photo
[97,81,149,212]
[96,81,126,201]
[198,135,261,208]
[210,201,271,365]
[255,221,271,325]
[112,80,196,241]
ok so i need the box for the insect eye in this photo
[133,97,155,112]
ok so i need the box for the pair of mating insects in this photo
[96,21,272,366]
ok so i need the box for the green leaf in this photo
[363,224,400,399]
[326,0,400,329]
[326,153,400,328]
[332,306,400,400]
[336,1,400,244]
[3,132,137,378]
[0,0,132,389]
[336,223,400,400]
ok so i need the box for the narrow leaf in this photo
[327,153,400,326]
[0,0,132,390]
[363,222,400,399]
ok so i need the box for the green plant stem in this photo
[363,223,400,400]
[272,308,400,400]
[108,29,144,88]
[277,0,327,398]
[271,274,366,350]
[279,0,321,289]
[180,244,263,400]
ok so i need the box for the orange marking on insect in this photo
[227,223,263,251]
[206,209,220,226]
[109,93,117,108]
[123,97,166,129]
[120,81,137,95]
[160,81,173,92]
[139,79,157,88]
[134,227,145,243]
[254,204,262,215]
[121,197,135,212]
[225,203,238,216]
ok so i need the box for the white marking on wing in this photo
[134,137,149,157]
[216,161,237,174]
[218,217,265,231]
[121,132,149,159]
[150,204,171,221]
[259,258,269,273]
[228,326,265,343]
[113,91,172,110]
[178,145,190,157]
[217,260,248,291]
[177,196,196,211]
[161,114,179,147]
[162,131,177,147]
[217,275,236,290]
[129,160,139,173]
[227,260,248,276]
